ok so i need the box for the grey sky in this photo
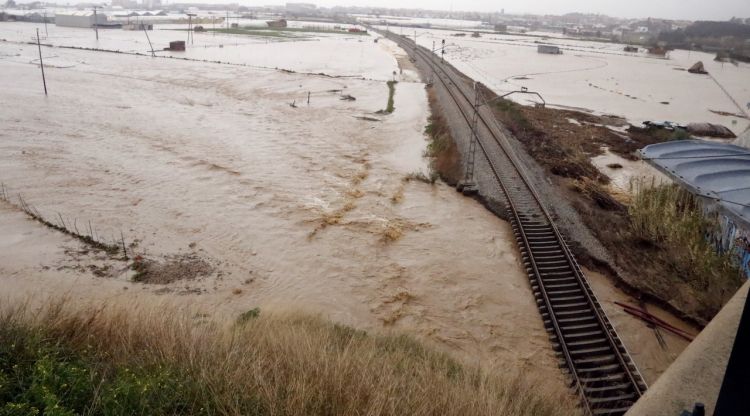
[246,0,749,21]
[295,0,749,21]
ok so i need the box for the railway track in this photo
[383,31,647,415]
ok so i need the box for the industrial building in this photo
[55,11,109,28]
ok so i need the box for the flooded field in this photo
[403,27,750,134]
[0,21,698,386]
[389,26,749,195]
[0,21,395,78]
[0,27,560,373]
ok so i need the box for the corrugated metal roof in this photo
[55,11,95,17]
[639,139,750,227]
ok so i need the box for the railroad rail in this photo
[383,31,648,415]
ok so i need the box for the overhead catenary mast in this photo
[92,6,99,41]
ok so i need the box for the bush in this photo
[385,81,397,113]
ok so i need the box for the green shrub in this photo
[385,81,397,113]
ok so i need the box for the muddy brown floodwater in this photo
[0,41,559,374]
[0,36,696,386]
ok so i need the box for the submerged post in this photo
[143,27,155,57]
[93,6,99,41]
[36,28,47,96]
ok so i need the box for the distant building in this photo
[123,22,153,30]
[537,44,562,54]
[168,40,185,51]
[266,19,287,28]
[55,11,109,28]
[621,31,654,45]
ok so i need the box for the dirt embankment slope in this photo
[426,70,743,325]
[392,26,742,325]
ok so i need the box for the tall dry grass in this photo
[629,178,742,307]
[0,299,582,416]
[424,88,462,185]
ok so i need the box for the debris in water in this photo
[356,116,381,122]
[687,61,708,74]
[131,254,213,284]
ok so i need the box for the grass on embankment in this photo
[420,87,462,184]
[0,300,582,416]
[628,180,743,316]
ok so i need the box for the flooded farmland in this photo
[0,17,718,395]
[0,27,561,374]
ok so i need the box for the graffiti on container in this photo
[713,216,750,279]
[737,236,750,278]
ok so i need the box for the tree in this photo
[5,0,17,7]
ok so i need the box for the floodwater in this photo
[0,30,557,372]
[0,21,397,79]
[402,26,750,134]
[0,23,697,383]
[591,147,668,195]
[392,25,750,194]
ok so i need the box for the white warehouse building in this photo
[55,11,108,28]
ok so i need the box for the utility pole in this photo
[92,6,99,41]
[441,39,445,62]
[464,83,480,185]
[226,10,229,29]
[143,27,155,57]
[186,13,196,44]
[36,28,47,96]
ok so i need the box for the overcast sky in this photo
[242,0,748,21]
[303,0,748,21]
